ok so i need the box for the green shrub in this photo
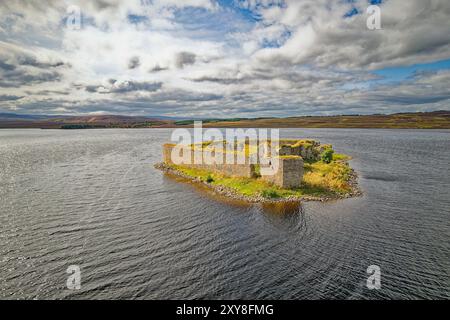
[321,149,334,164]
[206,174,214,183]
[261,189,280,199]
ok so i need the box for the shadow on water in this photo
[257,201,307,232]
[363,172,402,182]
[161,171,306,218]
[161,172,252,209]
[260,201,303,215]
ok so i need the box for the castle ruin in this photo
[162,139,331,189]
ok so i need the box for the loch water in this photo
[0,128,449,299]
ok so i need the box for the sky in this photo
[0,0,449,117]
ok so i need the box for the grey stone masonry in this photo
[162,142,308,188]
[261,156,303,188]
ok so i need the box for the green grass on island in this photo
[166,153,355,200]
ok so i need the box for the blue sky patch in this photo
[373,59,450,84]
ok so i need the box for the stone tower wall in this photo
[261,157,303,189]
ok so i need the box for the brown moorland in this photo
[0,111,449,129]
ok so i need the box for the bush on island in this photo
[321,149,334,164]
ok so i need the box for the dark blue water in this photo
[0,128,449,299]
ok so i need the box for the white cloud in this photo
[0,0,449,116]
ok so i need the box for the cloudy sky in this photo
[0,0,449,117]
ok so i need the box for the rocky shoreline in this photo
[154,162,362,204]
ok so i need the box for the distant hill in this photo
[0,114,174,129]
[200,110,450,129]
[0,113,51,120]
[0,111,449,129]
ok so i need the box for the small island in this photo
[155,138,361,203]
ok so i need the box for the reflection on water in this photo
[0,128,449,299]
[258,202,307,235]
[162,171,305,215]
[161,173,252,209]
[261,201,303,215]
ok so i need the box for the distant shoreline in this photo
[0,110,449,129]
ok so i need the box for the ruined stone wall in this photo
[162,144,255,178]
[278,140,328,161]
[162,143,175,164]
[162,143,304,188]
[281,157,304,188]
[261,156,303,189]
